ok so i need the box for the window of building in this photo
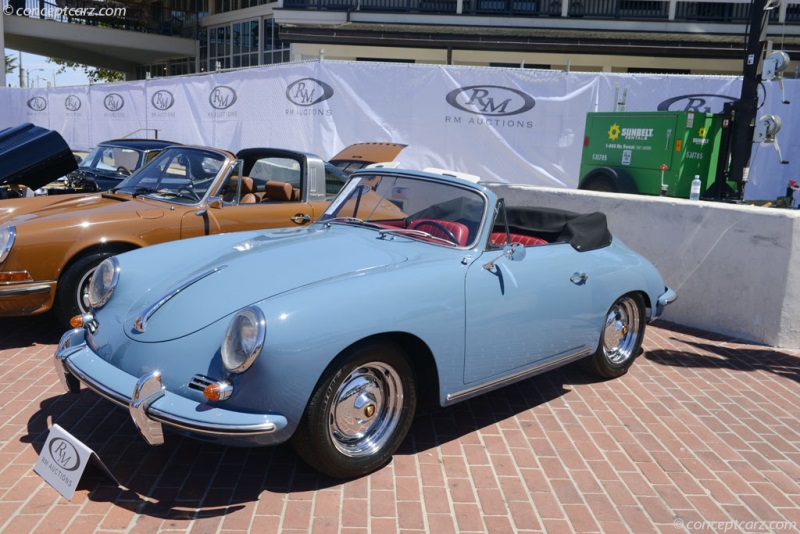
[628,67,690,75]
[263,18,290,64]
[490,62,550,69]
[214,0,274,13]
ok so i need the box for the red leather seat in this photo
[410,219,470,246]
[490,232,547,247]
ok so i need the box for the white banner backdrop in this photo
[1,61,797,201]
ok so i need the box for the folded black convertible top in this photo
[0,123,78,188]
[500,206,612,252]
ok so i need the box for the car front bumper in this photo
[54,328,288,447]
[0,280,56,316]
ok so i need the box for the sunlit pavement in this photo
[1,315,798,533]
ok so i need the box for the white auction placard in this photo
[33,424,118,501]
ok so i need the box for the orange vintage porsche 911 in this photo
[0,143,360,326]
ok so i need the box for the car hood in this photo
[116,226,409,342]
[0,192,162,227]
[0,123,78,189]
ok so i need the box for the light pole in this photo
[27,68,44,88]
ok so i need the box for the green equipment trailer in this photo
[578,111,737,198]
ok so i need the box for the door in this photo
[463,243,595,384]
[180,201,317,239]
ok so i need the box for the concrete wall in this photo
[487,184,800,349]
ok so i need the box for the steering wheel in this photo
[116,166,131,175]
[411,220,459,245]
[178,184,201,201]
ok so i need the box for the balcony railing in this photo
[282,0,799,23]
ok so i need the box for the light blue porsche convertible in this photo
[55,167,675,478]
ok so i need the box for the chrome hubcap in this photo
[328,362,402,458]
[603,297,640,364]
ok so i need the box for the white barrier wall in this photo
[1,61,798,201]
[489,184,800,349]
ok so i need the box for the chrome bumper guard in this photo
[652,286,677,322]
[130,372,166,445]
[54,328,279,445]
[54,328,85,394]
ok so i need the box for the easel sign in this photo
[33,424,118,501]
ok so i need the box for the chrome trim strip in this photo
[147,408,277,436]
[62,358,277,437]
[134,265,227,332]
[0,283,53,296]
[63,357,130,407]
[446,347,591,403]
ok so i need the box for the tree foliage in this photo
[47,58,125,84]
[5,54,18,75]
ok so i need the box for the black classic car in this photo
[0,123,78,199]
[38,138,179,195]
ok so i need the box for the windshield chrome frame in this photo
[120,147,235,207]
[318,171,490,251]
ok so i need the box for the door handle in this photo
[570,272,589,285]
[291,214,312,224]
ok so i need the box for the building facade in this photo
[2,0,799,83]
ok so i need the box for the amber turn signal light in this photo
[70,315,84,328]
[203,381,233,401]
[0,271,33,283]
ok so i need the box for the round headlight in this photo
[0,226,16,264]
[87,257,120,309]
[221,307,266,373]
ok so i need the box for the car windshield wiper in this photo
[325,217,384,229]
[110,186,157,197]
[378,228,456,247]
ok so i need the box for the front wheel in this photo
[584,293,646,379]
[291,341,417,479]
[54,252,115,327]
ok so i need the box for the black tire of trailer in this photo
[578,168,638,194]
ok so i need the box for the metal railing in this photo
[281,0,799,23]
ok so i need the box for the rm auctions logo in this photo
[64,95,82,112]
[27,96,47,112]
[446,85,535,116]
[286,78,334,107]
[48,438,81,472]
[657,94,737,113]
[151,90,175,111]
[209,86,237,110]
[103,93,125,112]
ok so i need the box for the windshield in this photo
[78,145,144,178]
[113,147,227,204]
[320,173,486,248]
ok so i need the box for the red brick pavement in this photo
[1,315,799,533]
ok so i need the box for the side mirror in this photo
[507,242,526,262]
[483,242,526,270]
[195,196,223,216]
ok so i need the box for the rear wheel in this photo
[580,175,618,192]
[584,294,646,379]
[291,341,417,479]
[54,252,114,327]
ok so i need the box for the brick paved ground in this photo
[1,314,799,533]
